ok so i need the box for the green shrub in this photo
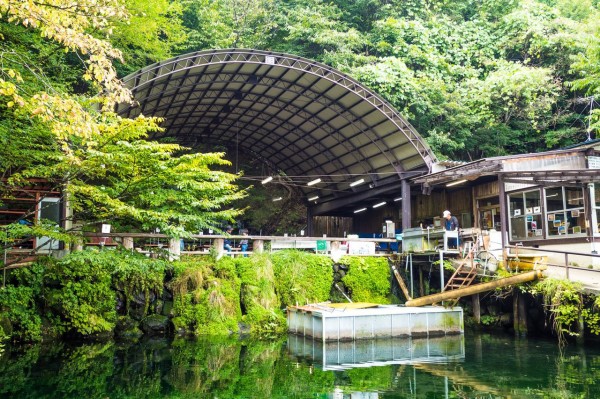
[170,257,241,335]
[271,250,333,307]
[0,261,47,341]
[340,256,392,304]
[44,250,118,336]
[236,254,285,337]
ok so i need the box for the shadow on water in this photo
[2,332,600,398]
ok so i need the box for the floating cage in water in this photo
[287,303,463,342]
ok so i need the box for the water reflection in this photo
[1,332,600,398]
[287,334,465,370]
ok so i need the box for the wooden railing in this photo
[81,232,399,259]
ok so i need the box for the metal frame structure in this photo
[117,49,436,218]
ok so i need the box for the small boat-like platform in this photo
[287,303,463,342]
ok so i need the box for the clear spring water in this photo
[1,331,599,398]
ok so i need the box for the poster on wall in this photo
[548,214,555,221]
[514,209,521,216]
[348,241,376,255]
[534,206,541,213]
[526,207,533,214]
[571,210,580,217]
[535,229,543,236]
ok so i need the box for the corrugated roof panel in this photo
[119,49,437,215]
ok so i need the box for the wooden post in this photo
[169,238,181,261]
[513,289,528,337]
[123,236,134,250]
[419,267,425,297]
[472,293,481,325]
[330,240,340,252]
[391,265,412,301]
[253,239,264,253]
[576,312,585,345]
[213,238,225,259]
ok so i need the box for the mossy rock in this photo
[140,314,170,336]
[161,300,173,317]
[116,316,143,339]
[340,256,392,304]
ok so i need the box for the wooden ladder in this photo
[442,260,478,307]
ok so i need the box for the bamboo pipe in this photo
[405,270,543,307]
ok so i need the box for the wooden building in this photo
[410,140,600,264]
[0,179,63,252]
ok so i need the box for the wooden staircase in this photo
[441,260,478,307]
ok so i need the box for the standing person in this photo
[224,226,233,252]
[239,229,249,257]
[443,210,460,249]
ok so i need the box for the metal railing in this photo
[504,245,600,287]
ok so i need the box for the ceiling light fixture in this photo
[272,197,282,202]
[446,179,467,187]
[308,195,319,201]
[373,201,386,208]
[349,178,365,187]
[307,178,322,186]
[354,207,367,213]
[261,176,273,184]
[393,197,402,202]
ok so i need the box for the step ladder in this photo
[441,260,478,307]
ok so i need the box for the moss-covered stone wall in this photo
[1,249,398,342]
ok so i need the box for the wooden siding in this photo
[412,188,473,228]
[312,216,354,237]
[474,181,499,199]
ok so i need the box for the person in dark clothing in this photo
[224,226,233,252]
[443,210,460,249]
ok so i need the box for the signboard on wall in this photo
[348,241,376,255]
[589,156,600,169]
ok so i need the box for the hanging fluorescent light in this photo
[349,178,365,187]
[372,201,386,208]
[354,207,367,213]
[307,178,321,186]
[446,179,467,187]
[262,176,273,184]
[308,195,319,201]
[272,197,282,201]
[393,197,402,202]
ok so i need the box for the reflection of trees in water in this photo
[166,337,241,395]
[3,335,600,398]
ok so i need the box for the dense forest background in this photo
[174,0,600,161]
[5,0,600,161]
[1,0,600,234]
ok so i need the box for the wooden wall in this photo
[312,216,354,237]
[412,187,473,228]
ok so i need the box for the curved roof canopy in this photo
[117,49,436,215]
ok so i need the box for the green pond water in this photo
[1,331,599,398]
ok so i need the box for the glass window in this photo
[565,187,584,209]
[545,187,563,212]
[509,190,541,241]
[545,187,586,237]
[525,191,541,213]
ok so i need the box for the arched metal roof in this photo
[117,49,437,215]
